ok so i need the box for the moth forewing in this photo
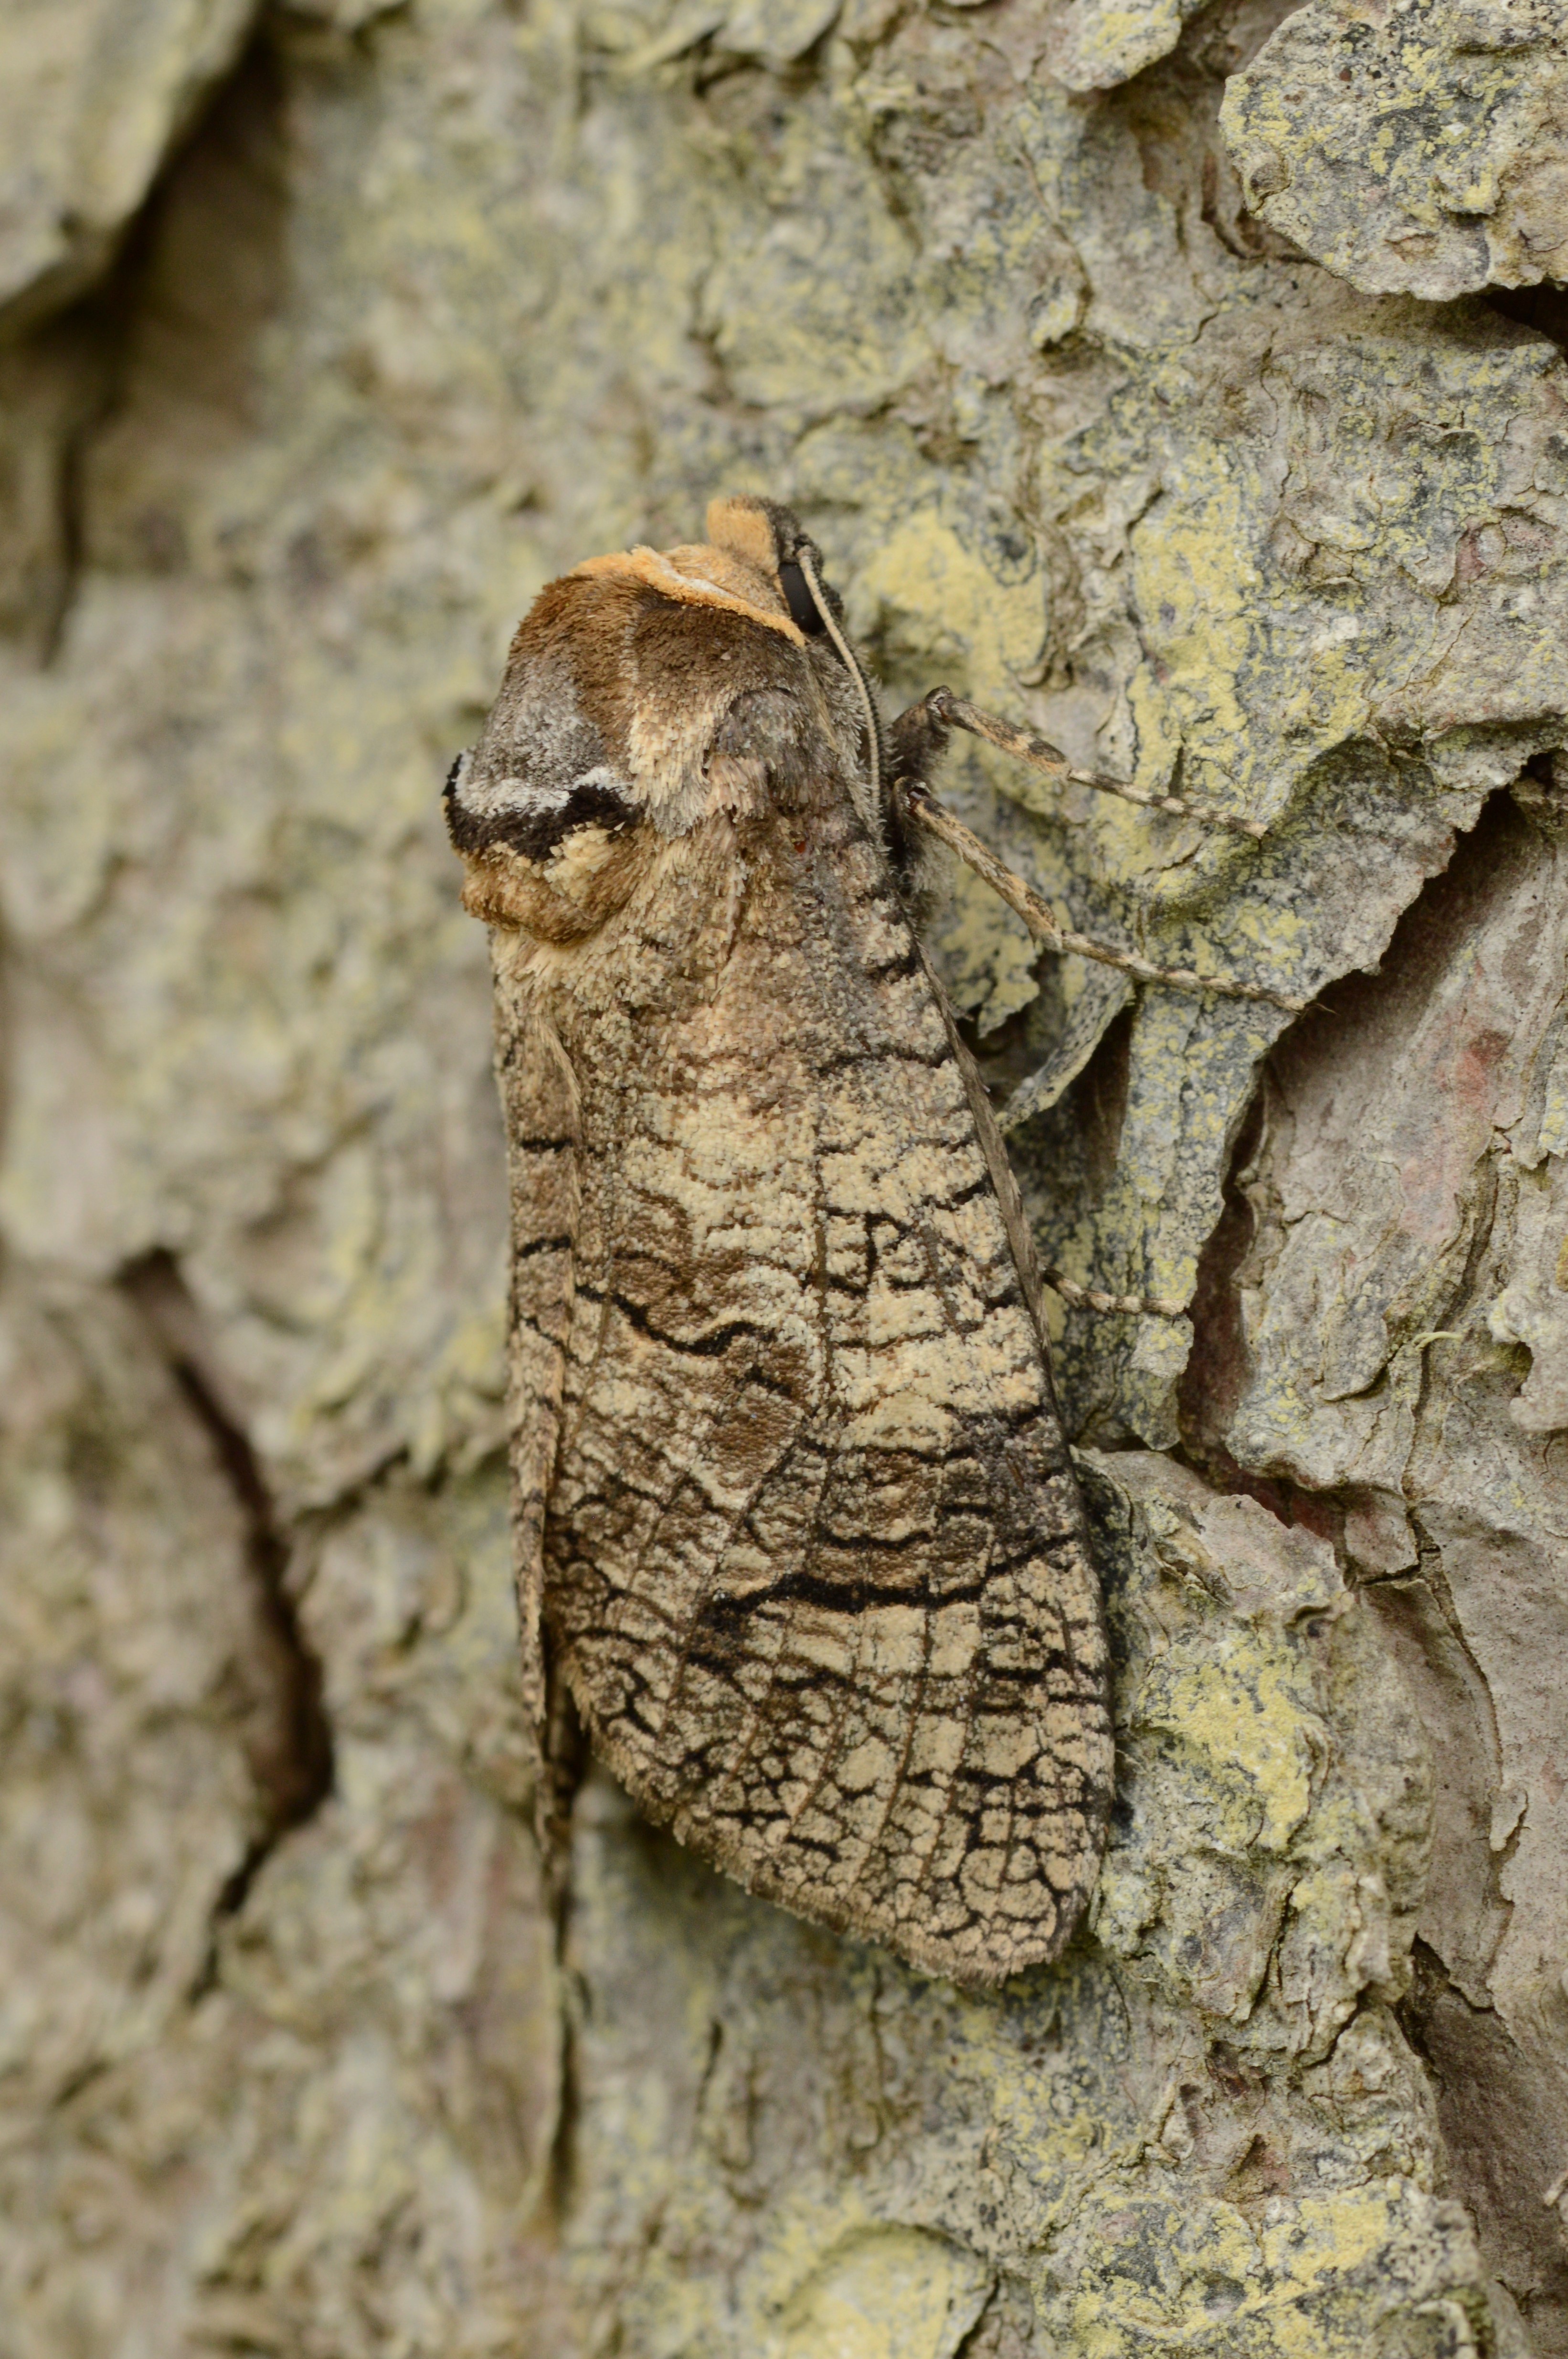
[489,959,580,1741]
[446,497,1113,1987]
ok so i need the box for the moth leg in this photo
[888,691,1301,1008]
[1044,1269,1187,1319]
[887,693,1275,1322]
[900,686,1268,839]
[899,783,1307,1014]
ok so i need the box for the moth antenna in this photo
[797,544,884,830]
[901,784,1308,1014]
[1044,1269,1188,1320]
[924,690,1268,841]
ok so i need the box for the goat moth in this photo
[444,496,1112,1987]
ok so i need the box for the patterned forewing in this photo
[542,801,1111,1986]
[490,958,581,1760]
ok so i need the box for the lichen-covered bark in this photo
[1222,0,1568,298]
[0,0,1564,2352]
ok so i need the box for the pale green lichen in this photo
[768,2225,993,2359]
[1222,0,1568,299]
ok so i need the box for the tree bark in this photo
[1,2,1566,2353]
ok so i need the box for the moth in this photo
[443,497,1296,1987]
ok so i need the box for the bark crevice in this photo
[120,1247,334,1926]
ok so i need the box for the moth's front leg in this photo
[886,688,1305,1017]
[893,686,1267,837]
[886,686,1310,1323]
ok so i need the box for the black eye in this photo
[778,558,826,635]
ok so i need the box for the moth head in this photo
[702,496,846,643]
[445,496,886,937]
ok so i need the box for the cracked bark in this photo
[1166,781,1568,2353]
[120,1246,333,1916]
[0,2,1565,2355]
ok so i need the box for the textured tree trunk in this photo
[2,2,1566,2353]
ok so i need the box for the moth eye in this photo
[778,558,826,636]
